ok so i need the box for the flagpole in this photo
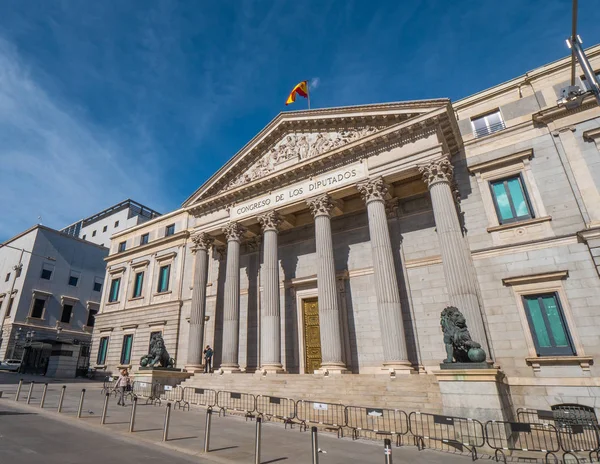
[307,80,311,110]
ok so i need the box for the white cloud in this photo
[0,37,166,241]
[310,77,320,90]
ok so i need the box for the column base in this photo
[318,362,349,375]
[257,364,285,375]
[220,363,242,374]
[184,364,205,373]
[382,361,414,375]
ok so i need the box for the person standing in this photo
[203,345,213,373]
[115,368,130,406]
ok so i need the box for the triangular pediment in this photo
[183,99,454,207]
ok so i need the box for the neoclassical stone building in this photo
[92,46,600,416]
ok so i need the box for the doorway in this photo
[302,297,322,373]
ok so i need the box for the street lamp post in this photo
[18,330,36,374]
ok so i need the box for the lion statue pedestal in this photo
[133,333,192,389]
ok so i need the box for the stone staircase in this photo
[179,372,443,414]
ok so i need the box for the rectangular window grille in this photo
[97,337,109,364]
[490,174,534,224]
[31,298,45,319]
[132,272,144,298]
[157,265,170,293]
[471,110,505,138]
[61,304,73,323]
[108,278,121,302]
[523,293,575,356]
[120,334,133,365]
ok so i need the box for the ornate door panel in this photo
[303,298,322,373]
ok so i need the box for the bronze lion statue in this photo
[140,333,175,368]
[440,306,486,363]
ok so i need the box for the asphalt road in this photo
[0,402,202,464]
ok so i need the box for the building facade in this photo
[91,46,600,414]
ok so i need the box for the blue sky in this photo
[2,0,600,241]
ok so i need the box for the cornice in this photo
[532,94,599,124]
[502,270,568,286]
[583,127,600,142]
[105,230,189,263]
[188,106,458,218]
[468,149,533,173]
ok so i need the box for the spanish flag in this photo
[286,80,309,105]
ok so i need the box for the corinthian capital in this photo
[356,177,389,204]
[257,210,282,232]
[191,232,214,253]
[418,158,454,188]
[306,194,335,218]
[223,222,246,242]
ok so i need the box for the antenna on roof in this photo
[560,0,600,107]
[37,215,43,225]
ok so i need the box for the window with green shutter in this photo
[523,293,575,356]
[108,278,121,302]
[157,265,170,293]
[97,337,109,364]
[132,272,144,298]
[490,175,533,224]
[120,334,133,365]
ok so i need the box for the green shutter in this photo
[524,296,551,348]
[492,182,513,221]
[506,177,530,217]
[542,295,569,347]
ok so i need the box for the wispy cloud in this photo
[310,77,320,90]
[0,37,166,240]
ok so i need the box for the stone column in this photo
[419,158,489,351]
[356,178,412,373]
[185,232,214,372]
[220,222,246,372]
[257,211,284,373]
[306,194,346,373]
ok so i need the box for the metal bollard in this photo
[26,381,35,404]
[101,392,110,425]
[311,426,319,464]
[254,416,262,464]
[384,438,393,464]
[77,389,86,418]
[162,402,172,441]
[203,407,212,453]
[57,386,66,412]
[129,396,137,433]
[15,379,23,401]
[40,383,48,408]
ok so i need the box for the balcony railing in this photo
[474,120,506,138]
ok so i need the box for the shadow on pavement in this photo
[167,436,198,442]
[210,446,239,452]
[262,458,288,464]
[0,411,38,416]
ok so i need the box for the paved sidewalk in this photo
[0,374,473,464]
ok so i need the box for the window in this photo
[68,271,80,287]
[92,230,97,237]
[86,308,98,327]
[140,233,149,245]
[82,234,86,240]
[60,304,73,323]
[471,110,505,138]
[4,273,9,282]
[132,272,144,298]
[40,263,54,280]
[120,334,133,365]
[15,267,21,278]
[108,278,121,303]
[97,337,109,364]
[31,298,46,319]
[523,293,575,356]
[114,220,119,227]
[489,175,533,224]
[5,297,14,318]
[118,241,127,252]
[157,265,170,293]
[93,278,103,292]
[165,224,175,236]
[103,225,107,232]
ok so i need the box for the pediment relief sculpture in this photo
[222,126,380,192]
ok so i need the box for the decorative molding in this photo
[156,251,177,262]
[532,94,599,124]
[418,157,453,187]
[108,265,127,275]
[525,356,593,372]
[223,222,246,242]
[121,323,139,330]
[306,193,335,218]
[577,226,600,242]
[191,232,214,252]
[99,327,114,333]
[468,149,534,173]
[222,127,380,191]
[148,320,168,327]
[31,289,52,298]
[105,230,189,263]
[60,295,79,306]
[356,177,389,204]
[583,127,600,142]
[502,270,568,286]
[486,215,552,233]
[405,255,443,269]
[131,259,150,269]
[385,198,400,220]
[257,210,282,232]
[86,301,100,310]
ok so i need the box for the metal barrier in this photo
[516,408,556,425]
[101,376,118,396]
[158,384,186,409]
[295,400,346,438]
[217,391,256,419]
[485,420,560,463]
[132,381,161,405]
[409,412,484,460]
[255,395,296,426]
[182,387,217,410]
[347,406,409,445]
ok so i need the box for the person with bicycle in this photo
[115,368,131,406]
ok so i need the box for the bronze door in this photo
[302,298,322,373]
